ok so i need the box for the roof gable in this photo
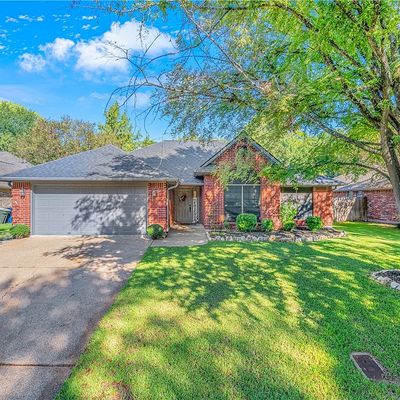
[200,136,279,168]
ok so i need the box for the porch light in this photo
[20,187,26,197]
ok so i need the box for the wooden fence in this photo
[334,197,368,222]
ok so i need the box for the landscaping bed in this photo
[207,227,345,242]
[372,269,400,291]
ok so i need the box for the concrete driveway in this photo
[0,235,150,400]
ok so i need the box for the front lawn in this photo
[57,223,400,400]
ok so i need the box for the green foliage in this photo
[8,101,155,164]
[9,224,30,238]
[146,224,164,239]
[97,102,140,152]
[261,219,274,232]
[236,213,257,232]
[0,101,40,151]
[283,221,296,232]
[280,202,297,225]
[306,216,324,232]
[214,145,259,188]
[11,117,97,165]
[105,1,400,214]
[223,220,231,231]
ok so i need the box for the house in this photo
[334,174,399,223]
[0,137,337,235]
[0,152,32,208]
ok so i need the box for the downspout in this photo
[167,180,179,232]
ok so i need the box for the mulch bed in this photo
[207,227,346,243]
[371,270,400,290]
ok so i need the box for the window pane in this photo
[224,186,242,222]
[242,185,260,218]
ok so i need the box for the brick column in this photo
[261,178,281,228]
[202,175,224,228]
[147,182,168,230]
[313,187,333,226]
[11,182,31,227]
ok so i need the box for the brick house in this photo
[334,175,399,223]
[0,137,337,235]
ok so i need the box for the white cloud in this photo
[82,16,96,20]
[19,14,34,22]
[18,53,46,72]
[36,16,44,22]
[39,38,74,60]
[0,45,5,50]
[75,20,174,74]
[82,24,91,30]
[5,17,18,23]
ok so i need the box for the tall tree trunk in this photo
[380,130,400,219]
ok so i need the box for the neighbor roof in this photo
[0,152,31,189]
[131,140,226,185]
[0,145,175,182]
[335,174,392,192]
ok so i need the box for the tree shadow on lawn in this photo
[59,223,400,400]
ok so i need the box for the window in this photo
[224,185,260,221]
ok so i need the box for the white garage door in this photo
[32,185,147,235]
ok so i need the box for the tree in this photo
[11,117,97,164]
[97,102,141,151]
[97,0,400,216]
[0,101,40,151]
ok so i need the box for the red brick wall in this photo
[11,182,31,227]
[202,175,224,228]
[261,178,281,228]
[313,187,333,226]
[147,182,168,230]
[203,140,283,228]
[364,189,399,222]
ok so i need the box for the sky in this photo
[0,0,178,140]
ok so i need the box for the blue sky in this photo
[0,1,178,140]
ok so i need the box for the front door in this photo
[175,188,194,223]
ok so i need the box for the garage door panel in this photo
[33,185,147,235]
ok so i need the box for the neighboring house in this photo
[0,137,337,235]
[0,152,32,208]
[334,174,399,223]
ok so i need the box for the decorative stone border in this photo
[371,270,400,291]
[206,228,346,243]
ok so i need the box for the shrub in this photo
[283,221,296,231]
[306,216,324,231]
[9,224,30,239]
[146,224,164,239]
[223,220,231,231]
[280,201,297,225]
[236,213,257,232]
[261,219,274,232]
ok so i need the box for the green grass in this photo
[0,223,11,239]
[57,223,400,400]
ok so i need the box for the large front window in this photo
[224,184,260,221]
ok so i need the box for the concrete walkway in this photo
[0,235,150,400]
[152,224,208,247]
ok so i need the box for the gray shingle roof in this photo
[0,152,31,189]
[131,140,226,185]
[0,145,175,182]
[335,175,392,192]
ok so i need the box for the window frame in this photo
[224,183,261,221]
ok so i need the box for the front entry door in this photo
[175,188,194,223]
